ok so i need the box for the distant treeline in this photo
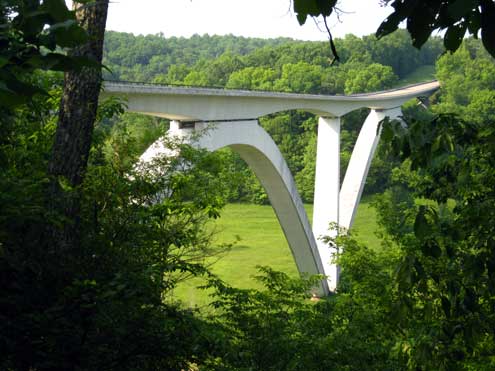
[103,30,442,92]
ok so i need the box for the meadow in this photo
[172,198,382,307]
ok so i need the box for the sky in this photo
[102,0,393,41]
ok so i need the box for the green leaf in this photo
[39,32,57,50]
[2,74,47,98]
[58,176,75,192]
[28,53,100,72]
[27,53,71,71]
[444,23,467,52]
[315,0,337,17]
[407,13,434,49]
[448,0,476,19]
[42,0,73,22]
[421,239,442,258]
[0,56,8,68]
[46,19,78,32]
[466,10,481,36]
[0,87,28,108]
[18,11,51,38]
[293,0,336,22]
[441,296,451,318]
[293,0,318,24]
[53,22,88,48]
[376,0,416,39]
[396,255,415,289]
[481,0,495,58]
[414,206,433,239]
[376,13,402,39]
[296,12,308,25]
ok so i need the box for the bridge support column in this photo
[312,108,401,291]
[312,116,341,291]
[339,107,402,230]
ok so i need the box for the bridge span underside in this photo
[102,81,440,295]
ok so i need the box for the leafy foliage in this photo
[434,41,495,124]
[293,0,495,59]
[0,0,96,108]
[376,0,495,57]
[0,75,235,369]
[203,263,398,371]
[377,111,495,369]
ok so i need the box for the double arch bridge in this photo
[102,80,440,295]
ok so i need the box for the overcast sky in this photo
[102,0,393,40]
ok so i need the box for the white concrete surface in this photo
[101,81,440,121]
[312,117,341,290]
[339,107,402,230]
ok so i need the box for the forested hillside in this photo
[102,30,442,203]
[103,30,441,88]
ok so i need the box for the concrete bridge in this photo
[102,80,440,295]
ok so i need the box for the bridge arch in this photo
[140,119,330,294]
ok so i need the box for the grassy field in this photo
[171,198,382,308]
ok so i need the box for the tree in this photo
[0,103,235,368]
[47,0,109,253]
[344,63,398,94]
[273,62,323,93]
[373,113,495,369]
[435,43,495,123]
[226,66,278,90]
[0,0,110,263]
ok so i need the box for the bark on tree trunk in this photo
[48,0,109,252]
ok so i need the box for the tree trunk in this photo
[48,0,109,252]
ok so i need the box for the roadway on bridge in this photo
[102,80,440,121]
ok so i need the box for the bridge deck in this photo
[102,80,440,121]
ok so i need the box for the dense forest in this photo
[3,0,495,369]
[103,30,441,88]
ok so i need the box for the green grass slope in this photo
[172,200,381,308]
[398,64,436,86]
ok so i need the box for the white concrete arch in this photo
[140,120,330,294]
